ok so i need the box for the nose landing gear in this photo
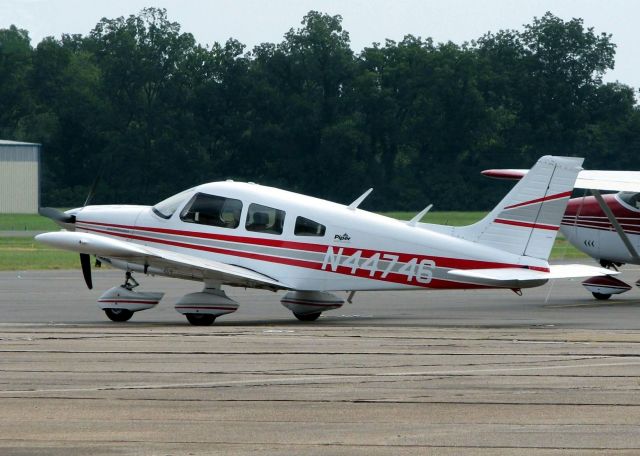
[97,272,164,322]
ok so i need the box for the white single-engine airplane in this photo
[482,167,640,300]
[37,155,612,325]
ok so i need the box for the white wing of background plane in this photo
[575,170,640,193]
[35,231,289,290]
[482,169,640,192]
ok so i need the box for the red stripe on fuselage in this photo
[76,219,525,271]
[78,219,328,253]
[504,191,572,210]
[76,220,544,289]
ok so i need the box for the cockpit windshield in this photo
[152,188,194,219]
[618,192,640,210]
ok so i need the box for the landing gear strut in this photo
[122,271,139,290]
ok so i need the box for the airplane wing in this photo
[35,231,290,290]
[448,264,616,287]
[482,169,640,193]
[575,170,640,193]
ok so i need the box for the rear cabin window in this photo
[246,203,286,235]
[294,216,326,237]
[180,193,243,228]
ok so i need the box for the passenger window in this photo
[246,203,286,234]
[294,216,326,237]
[180,193,242,229]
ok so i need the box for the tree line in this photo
[1,8,638,210]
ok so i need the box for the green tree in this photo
[0,25,33,139]
[87,7,200,202]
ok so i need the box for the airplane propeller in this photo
[37,207,76,224]
[80,253,93,289]
[39,165,104,290]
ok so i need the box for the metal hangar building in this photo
[0,140,41,214]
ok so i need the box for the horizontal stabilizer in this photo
[448,264,615,287]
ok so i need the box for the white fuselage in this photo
[71,182,546,292]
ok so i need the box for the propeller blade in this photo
[80,253,93,289]
[38,207,76,224]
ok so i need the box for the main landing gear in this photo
[582,262,632,300]
[280,291,344,322]
[96,274,347,325]
[174,283,239,326]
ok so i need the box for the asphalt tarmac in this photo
[2,268,640,455]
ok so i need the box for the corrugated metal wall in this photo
[0,144,40,214]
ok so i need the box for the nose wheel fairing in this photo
[97,272,164,321]
[97,286,164,313]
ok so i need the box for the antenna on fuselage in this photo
[407,204,433,227]
[348,188,373,210]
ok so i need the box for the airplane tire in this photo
[592,292,612,300]
[294,312,321,322]
[104,308,134,322]
[186,313,216,326]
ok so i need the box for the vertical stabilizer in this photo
[454,156,583,260]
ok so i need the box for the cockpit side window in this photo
[152,189,193,219]
[618,192,640,210]
[246,203,286,235]
[180,193,243,228]
[294,216,326,237]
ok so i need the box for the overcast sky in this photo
[2,0,639,88]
